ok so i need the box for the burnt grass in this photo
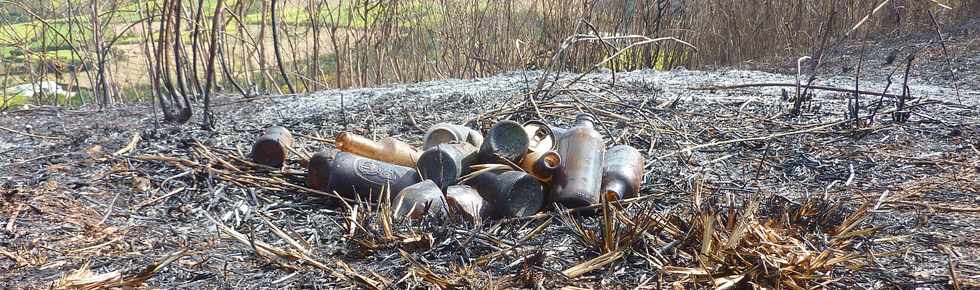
[2,33,979,288]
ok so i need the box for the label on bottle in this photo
[355,158,397,185]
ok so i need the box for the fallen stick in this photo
[0,125,68,140]
[691,83,972,108]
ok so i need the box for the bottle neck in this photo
[575,114,596,129]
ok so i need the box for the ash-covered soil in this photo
[1,29,979,288]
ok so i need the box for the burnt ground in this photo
[1,23,979,289]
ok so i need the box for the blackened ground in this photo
[1,23,978,289]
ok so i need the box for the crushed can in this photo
[306,150,421,202]
[445,185,488,224]
[417,143,479,190]
[520,150,561,182]
[551,114,605,207]
[601,145,644,201]
[423,123,484,149]
[393,180,447,219]
[335,132,422,168]
[251,126,294,168]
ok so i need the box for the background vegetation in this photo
[1,0,977,115]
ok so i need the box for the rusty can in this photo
[393,180,447,219]
[423,123,484,149]
[479,120,529,163]
[445,185,488,224]
[522,120,561,152]
[417,142,479,190]
[335,132,422,168]
[551,114,605,207]
[306,150,421,202]
[251,126,294,168]
[519,150,561,182]
[601,145,644,201]
[465,170,544,217]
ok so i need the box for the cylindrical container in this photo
[465,170,544,217]
[416,143,479,190]
[251,126,294,168]
[335,132,422,168]
[519,150,561,182]
[522,121,557,152]
[551,114,605,208]
[393,180,447,219]
[479,120,529,163]
[423,123,484,149]
[306,150,421,201]
[445,185,488,224]
[601,145,644,201]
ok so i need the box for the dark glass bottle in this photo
[601,145,644,201]
[306,150,421,202]
[551,114,605,207]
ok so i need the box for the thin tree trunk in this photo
[203,0,226,129]
[271,0,296,94]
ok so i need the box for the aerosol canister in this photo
[423,123,484,149]
[335,132,422,168]
[306,150,421,202]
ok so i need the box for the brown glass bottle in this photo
[551,114,605,207]
[445,185,488,224]
[306,150,421,201]
[464,170,544,217]
[423,123,484,149]
[479,120,529,163]
[335,132,421,168]
[601,145,644,201]
[393,180,447,219]
[251,126,293,168]
[417,143,479,190]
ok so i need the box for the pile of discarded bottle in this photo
[250,113,643,223]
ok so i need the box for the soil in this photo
[1,21,978,289]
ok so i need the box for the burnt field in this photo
[2,42,979,288]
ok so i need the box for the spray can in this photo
[335,132,422,168]
[417,143,479,190]
[465,170,544,217]
[393,180,447,219]
[479,120,529,164]
[306,150,421,202]
[423,123,484,149]
[251,126,294,168]
[445,185,488,224]
[601,145,644,201]
[551,114,605,207]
